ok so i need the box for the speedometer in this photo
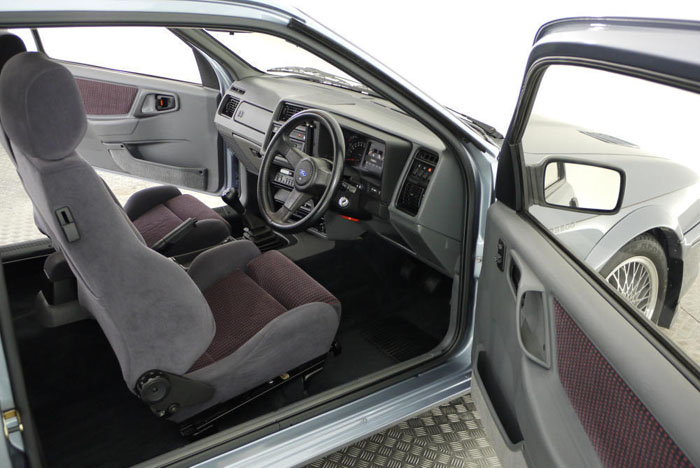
[346,135,367,166]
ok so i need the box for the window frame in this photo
[33,26,206,86]
[508,57,700,385]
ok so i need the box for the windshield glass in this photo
[206,30,369,91]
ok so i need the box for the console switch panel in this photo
[396,149,438,216]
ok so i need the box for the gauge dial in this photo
[346,135,367,166]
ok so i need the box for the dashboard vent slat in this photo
[220,96,240,118]
[415,149,439,165]
[279,102,307,122]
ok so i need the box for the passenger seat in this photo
[0,32,232,256]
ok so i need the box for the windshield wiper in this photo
[267,66,379,96]
[447,107,503,141]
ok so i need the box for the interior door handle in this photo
[137,93,178,116]
[511,251,551,368]
[155,94,175,111]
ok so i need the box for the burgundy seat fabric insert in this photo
[189,270,286,371]
[554,299,692,468]
[132,203,183,247]
[132,194,228,247]
[189,250,340,371]
[246,250,340,311]
[165,194,228,226]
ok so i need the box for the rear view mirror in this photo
[543,161,624,212]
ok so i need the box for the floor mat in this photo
[361,317,438,362]
[15,319,185,468]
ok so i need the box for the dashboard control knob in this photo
[338,196,350,208]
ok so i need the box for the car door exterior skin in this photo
[473,19,700,467]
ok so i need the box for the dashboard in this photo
[213,75,465,275]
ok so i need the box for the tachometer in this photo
[346,135,367,166]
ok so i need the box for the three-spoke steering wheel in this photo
[257,109,345,232]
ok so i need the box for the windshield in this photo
[206,30,373,94]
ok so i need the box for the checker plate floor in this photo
[306,393,501,468]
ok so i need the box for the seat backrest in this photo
[0,32,27,161]
[0,52,215,388]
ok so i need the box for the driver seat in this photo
[0,52,341,421]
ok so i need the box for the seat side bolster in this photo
[187,240,262,291]
[123,185,182,220]
[175,301,339,422]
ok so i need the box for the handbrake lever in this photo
[151,217,198,255]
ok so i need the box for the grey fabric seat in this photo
[0,32,231,256]
[0,32,27,159]
[123,184,232,256]
[0,52,340,421]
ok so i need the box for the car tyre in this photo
[600,233,668,324]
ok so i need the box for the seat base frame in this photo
[179,354,328,439]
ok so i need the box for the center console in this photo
[396,149,439,216]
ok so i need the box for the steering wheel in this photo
[258,109,345,232]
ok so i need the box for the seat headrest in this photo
[0,52,86,161]
[0,33,26,74]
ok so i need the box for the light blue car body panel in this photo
[1,5,699,468]
[0,2,495,467]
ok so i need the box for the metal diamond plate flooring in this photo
[307,393,501,468]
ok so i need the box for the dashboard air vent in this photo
[220,96,240,118]
[229,85,246,95]
[279,102,307,122]
[415,149,439,165]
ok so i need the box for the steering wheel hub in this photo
[294,159,315,189]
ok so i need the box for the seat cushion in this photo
[132,193,230,253]
[189,270,286,370]
[188,248,340,371]
[247,250,341,314]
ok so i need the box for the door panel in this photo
[473,202,700,467]
[65,63,223,193]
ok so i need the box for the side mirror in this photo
[542,160,624,213]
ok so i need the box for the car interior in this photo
[0,27,470,468]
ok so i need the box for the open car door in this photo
[33,27,229,194]
[472,18,700,467]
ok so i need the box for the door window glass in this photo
[38,27,202,84]
[522,64,700,366]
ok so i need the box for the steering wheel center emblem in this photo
[295,159,315,186]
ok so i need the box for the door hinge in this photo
[3,409,23,439]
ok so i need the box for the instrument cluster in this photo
[344,130,385,177]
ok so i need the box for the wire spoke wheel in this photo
[605,256,659,319]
